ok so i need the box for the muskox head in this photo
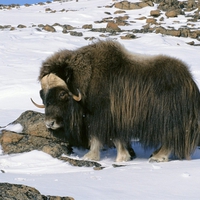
[31,73,81,130]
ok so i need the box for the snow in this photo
[0,0,200,199]
[0,123,23,133]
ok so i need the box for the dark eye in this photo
[59,91,67,100]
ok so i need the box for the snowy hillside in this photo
[0,0,200,199]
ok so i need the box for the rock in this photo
[157,0,180,11]
[84,36,96,40]
[187,0,196,10]
[165,10,178,18]
[38,2,45,6]
[43,25,56,32]
[45,7,51,12]
[0,110,103,168]
[17,24,27,28]
[188,30,199,38]
[52,23,62,27]
[24,3,31,7]
[0,110,72,157]
[187,41,195,45]
[0,131,23,144]
[82,24,93,29]
[115,1,129,9]
[3,25,11,29]
[106,21,121,32]
[0,183,74,200]
[91,28,106,33]
[105,11,111,15]
[150,10,161,17]
[166,29,181,37]
[115,15,129,26]
[60,156,102,168]
[138,2,152,8]
[180,28,190,37]
[12,110,50,138]
[146,18,157,24]
[99,34,108,37]
[115,1,151,10]
[63,24,75,30]
[136,16,146,20]
[69,31,83,36]
[155,26,167,35]
[38,24,44,28]
[114,10,126,14]
[10,27,16,31]
[120,34,136,39]
[60,8,66,12]
[159,16,165,21]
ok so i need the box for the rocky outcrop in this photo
[0,110,72,158]
[0,183,74,200]
[0,110,102,168]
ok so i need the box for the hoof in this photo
[149,155,169,163]
[83,151,100,161]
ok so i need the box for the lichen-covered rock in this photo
[150,10,161,17]
[115,1,153,10]
[17,24,27,28]
[165,10,178,17]
[43,24,56,32]
[82,24,93,29]
[0,110,72,157]
[0,110,102,168]
[69,31,83,36]
[106,21,121,32]
[146,18,157,24]
[120,34,136,39]
[0,183,74,200]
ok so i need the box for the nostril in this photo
[50,121,54,127]
[46,121,54,129]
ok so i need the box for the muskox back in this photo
[38,40,200,161]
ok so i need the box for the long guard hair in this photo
[39,40,200,159]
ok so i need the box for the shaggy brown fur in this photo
[38,40,200,162]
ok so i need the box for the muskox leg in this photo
[113,140,131,162]
[149,146,171,162]
[83,137,102,161]
[127,144,136,160]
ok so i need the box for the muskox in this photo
[32,40,200,162]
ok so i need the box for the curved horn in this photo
[30,98,45,108]
[72,89,82,101]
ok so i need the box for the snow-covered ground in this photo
[0,0,200,199]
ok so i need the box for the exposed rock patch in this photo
[0,110,102,169]
[0,183,74,200]
[150,9,161,17]
[106,21,121,32]
[43,24,56,32]
[0,111,72,158]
